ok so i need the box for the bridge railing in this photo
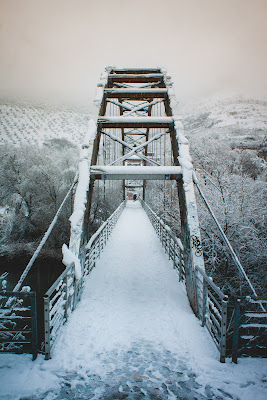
[43,201,125,359]
[141,198,230,362]
[44,263,76,360]
[140,199,185,281]
[0,291,38,360]
[230,296,267,362]
[84,201,126,276]
[194,265,228,362]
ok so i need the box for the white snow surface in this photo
[0,201,266,399]
[62,244,81,280]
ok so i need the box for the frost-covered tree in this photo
[0,143,78,255]
[191,138,266,296]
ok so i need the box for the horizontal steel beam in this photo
[99,116,173,129]
[104,88,167,99]
[90,166,182,180]
[125,185,144,188]
[110,69,162,74]
[109,74,164,83]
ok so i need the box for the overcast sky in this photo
[0,0,266,107]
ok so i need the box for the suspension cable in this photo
[193,172,265,311]
[13,176,78,292]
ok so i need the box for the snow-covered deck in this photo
[0,201,266,399]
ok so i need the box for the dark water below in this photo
[0,253,65,348]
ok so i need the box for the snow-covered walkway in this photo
[0,201,266,400]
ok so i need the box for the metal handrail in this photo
[195,265,227,300]
[84,201,126,276]
[45,263,74,298]
[13,177,77,292]
[43,201,126,359]
[44,263,76,360]
[194,265,228,362]
[140,198,185,281]
[141,198,229,362]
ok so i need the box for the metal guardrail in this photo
[0,291,38,360]
[43,201,125,359]
[44,263,76,360]
[140,199,185,281]
[231,296,267,362]
[84,201,126,276]
[141,198,229,362]
[194,265,228,362]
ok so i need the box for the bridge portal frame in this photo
[70,67,205,316]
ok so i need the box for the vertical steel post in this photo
[202,280,207,327]
[63,275,68,321]
[30,292,38,360]
[220,298,228,362]
[44,295,51,360]
[178,247,182,280]
[232,298,241,364]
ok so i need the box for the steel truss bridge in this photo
[0,68,266,363]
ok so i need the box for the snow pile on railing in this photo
[62,244,81,280]
[162,68,178,113]
[68,119,97,258]
[174,117,193,188]
[94,68,111,107]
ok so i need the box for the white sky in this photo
[0,0,266,106]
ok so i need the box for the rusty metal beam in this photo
[109,74,164,83]
[104,88,167,99]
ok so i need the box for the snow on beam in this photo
[94,67,111,108]
[90,166,182,180]
[98,116,173,128]
[105,88,167,94]
[110,69,162,74]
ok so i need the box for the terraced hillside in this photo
[1,95,266,153]
[0,102,90,147]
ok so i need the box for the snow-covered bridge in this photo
[0,68,266,399]
[0,200,266,399]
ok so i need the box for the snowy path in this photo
[0,201,266,400]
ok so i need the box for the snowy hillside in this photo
[0,102,90,147]
[0,95,266,155]
[179,95,267,159]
